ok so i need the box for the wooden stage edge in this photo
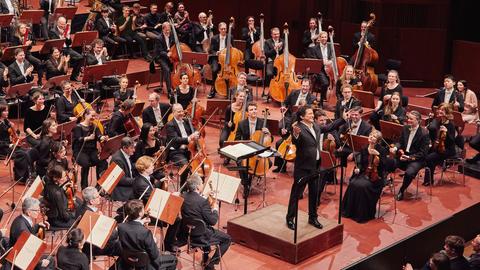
[227,204,343,264]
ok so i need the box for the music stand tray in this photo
[82,64,108,84]
[182,51,209,66]
[40,39,66,54]
[205,99,230,116]
[294,58,324,74]
[54,7,78,20]
[1,45,29,62]
[106,59,129,75]
[219,141,269,161]
[99,134,125,160]
[18,10,44,25]
[42,74,70,91]
[379,120,403,140]
[131,102,145,117]
[54,119,77,140]
[348,134,369,152]
[72,31,99,47]
[0,14,14,28]
[6,82,34,98]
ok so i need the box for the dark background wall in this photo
[141,0,479,90]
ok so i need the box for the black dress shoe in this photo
[308,218,323,229]
[396,192,404,201]
[286,219,295,230]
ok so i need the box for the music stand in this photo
[42,74,70,91]
[54,6,78,20]
[131,102,145,117]
[379,120,403,141]
[205,99,229,126]
[6,82,34,119]
[99,134,125,160]
[353,90,375,109]
[82,64,108,84]
[40,39,66,55]
[71,31,99,48]
[348,134,369,153]
[54,119,77,141]
[106,59,129,75]
[182,51,209,66]
[18,10,44,25]
[1,45,29,62]
[0,14,14,43]
[294,58,324,75]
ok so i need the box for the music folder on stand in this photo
[98,134,125,160]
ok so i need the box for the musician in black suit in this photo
[207,22,234,98]
[45,47,69,80]
[154,22,175,96]
[302,18,320,50]
[8,197,53,269]
[181,174,231,270]
[431,74,465,113]
[0,62,9,90]
[8,48,34,86]
[389,111,430,201]
[132,156,156,204]
[107,99,135,137]
[0,0,17,15]
[142,92,171,128]
[116,199,177,270]
[39,0,57,39]
[241,16,260,74]
[85,38,110,66]
[166,103,200,186]
[286,105,346,230]
[337,106,372,162]
[56,228,89,270]
[95,7,126,57]
[11,23,44,86]
[264,27,284,88]
[229,72,253,101]
[281,78,316,118]
[43,165,78,228]
[334,84,362,119]
[305,31,333,104]
[110,137,136,202]
[191,12,216,52]
[352,21,376,50]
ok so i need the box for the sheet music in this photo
[15,234,43,270]
[23,176,43,200]
[89,214,116,248]
[204,171,241,204]
[100,164,124,193]
[220,143,258,159]
[146,189,169,219]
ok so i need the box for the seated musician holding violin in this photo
[342,130,388,223]
[86,38,110,66]
[335,83,362,119]
[424,103,457,186]
[72,108,109,190]
[281,78,316,119]
[305,31,333,105]
[48,141,69,171]
[8,48,34,86]
[432,74,465,113]
[170,72,195,109]
[113,77,135,111]
[56,80,80,124]
[166,103,200,186]
[389,111,430,201]
[31,119,60,178]
[107,99,135,137]
[337,106,372,160]
[114,199,177,270]
[7,197,53,269]
[142,92,171,129]
[133,156,159,204]
[154,21,175,96]
[207,22,233,99]
[43,165,78,228]
[11,23,44,86]
[181,174,231,270]
[370,91,406,130]
[76,187,122,258]
[110,137,136,202]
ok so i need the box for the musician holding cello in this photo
[72,108,108,190]
[219,89,247,149]
[241,16,260,74]
[264,27,284,88]
[305,32,334,105]
[207,22,233,99]
[342,130,388,223]
[154,22,175,96]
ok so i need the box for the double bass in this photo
[352,13,379,93]
[251,13,265,77]
[215,17,244,97]
[269,23,301,103]
[325,26,347,92]
[168,15,202,89]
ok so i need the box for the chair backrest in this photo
[182,217,207,238]
[120,250,150,268]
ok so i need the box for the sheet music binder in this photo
[219,141,268,161]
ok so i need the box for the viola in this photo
[365,152,380,182]
[37,206,48,240]
[64,172,76,212]
[434,124,447,154]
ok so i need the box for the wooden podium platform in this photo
[227,204,343,264]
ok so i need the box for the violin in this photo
[269,23,301,103]
[37,206,49,240]
[249,109,272,176]
[365,151,380,182]
[63,170,76,212]
[351,13,379,94]
[206,179,216,208]
[434,123,448,154]
[215,17,244,97]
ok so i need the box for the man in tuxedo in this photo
[107,99,135,137]
[154,22,175,96]
[334,84,362,119]
[389,111,430,201]
[116,199,177,270]
[302,18,319,50]
[95,7,126,57]
[110,137,136,201]
[142,92,171,128]
[352,21,376,50]
[229,72,253,101]
[8,197,53,269]
[207,22,233,98]
[181,174,231,270]
[305,32,333,104]
[286,105,345,230]
[86,38,110,66]
[241,16,260,74]
[49,16,83,81]
[264,27,284,88]
[191,11,216,52]
[431,74,465,112]
[8,48,34,86]
[281,78,316,118]
[166,103,200,186]
[337,106,372,162]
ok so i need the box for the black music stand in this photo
[1,46,29,62]
[379,120,403,141]
[0,14,14,43]
[131,102,145,117]
[182,51,209,66]
[54,119,77,142]
[294,58,324,76]
[106,59,129,75]
[6,82,34,119]
[54,7,78,20]
[40,39,66,55]
[18,10,44,25]
[99,134,125,160]
[42,74,70,92]
[71,31,99,48]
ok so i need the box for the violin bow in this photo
[47,215,82,258]
[1,184,29,231]
[122,186,152,223]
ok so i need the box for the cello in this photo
[215,17,244,97]
[251,13,265,77]
[351,13,379,94]
[249,108,272,176]
[269,23,301,103]
[185,82,205,135]
[325,26,347,94]
[227,89,248,142]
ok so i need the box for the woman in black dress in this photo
[113,77,135,111]
[24,92,50,147]
[56,80,80,123]
[342,130,387,223]
[56,228,89,270]
[48,141,69,172]
[31,119,59,177]
[335,65,361,99]
[11,23,44,85]
[370,91,406,130]
[170,73,194,109]
[72,109,108,189]
[45,47,69,80]
[0,105,14,157]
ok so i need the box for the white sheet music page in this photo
[146,188,169,219]
[23,176,43,200]
[89,214,116,248]
[15,234,43,270]
[205,171,241,204]
[100,163,124,193]
[221,143,257,159]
